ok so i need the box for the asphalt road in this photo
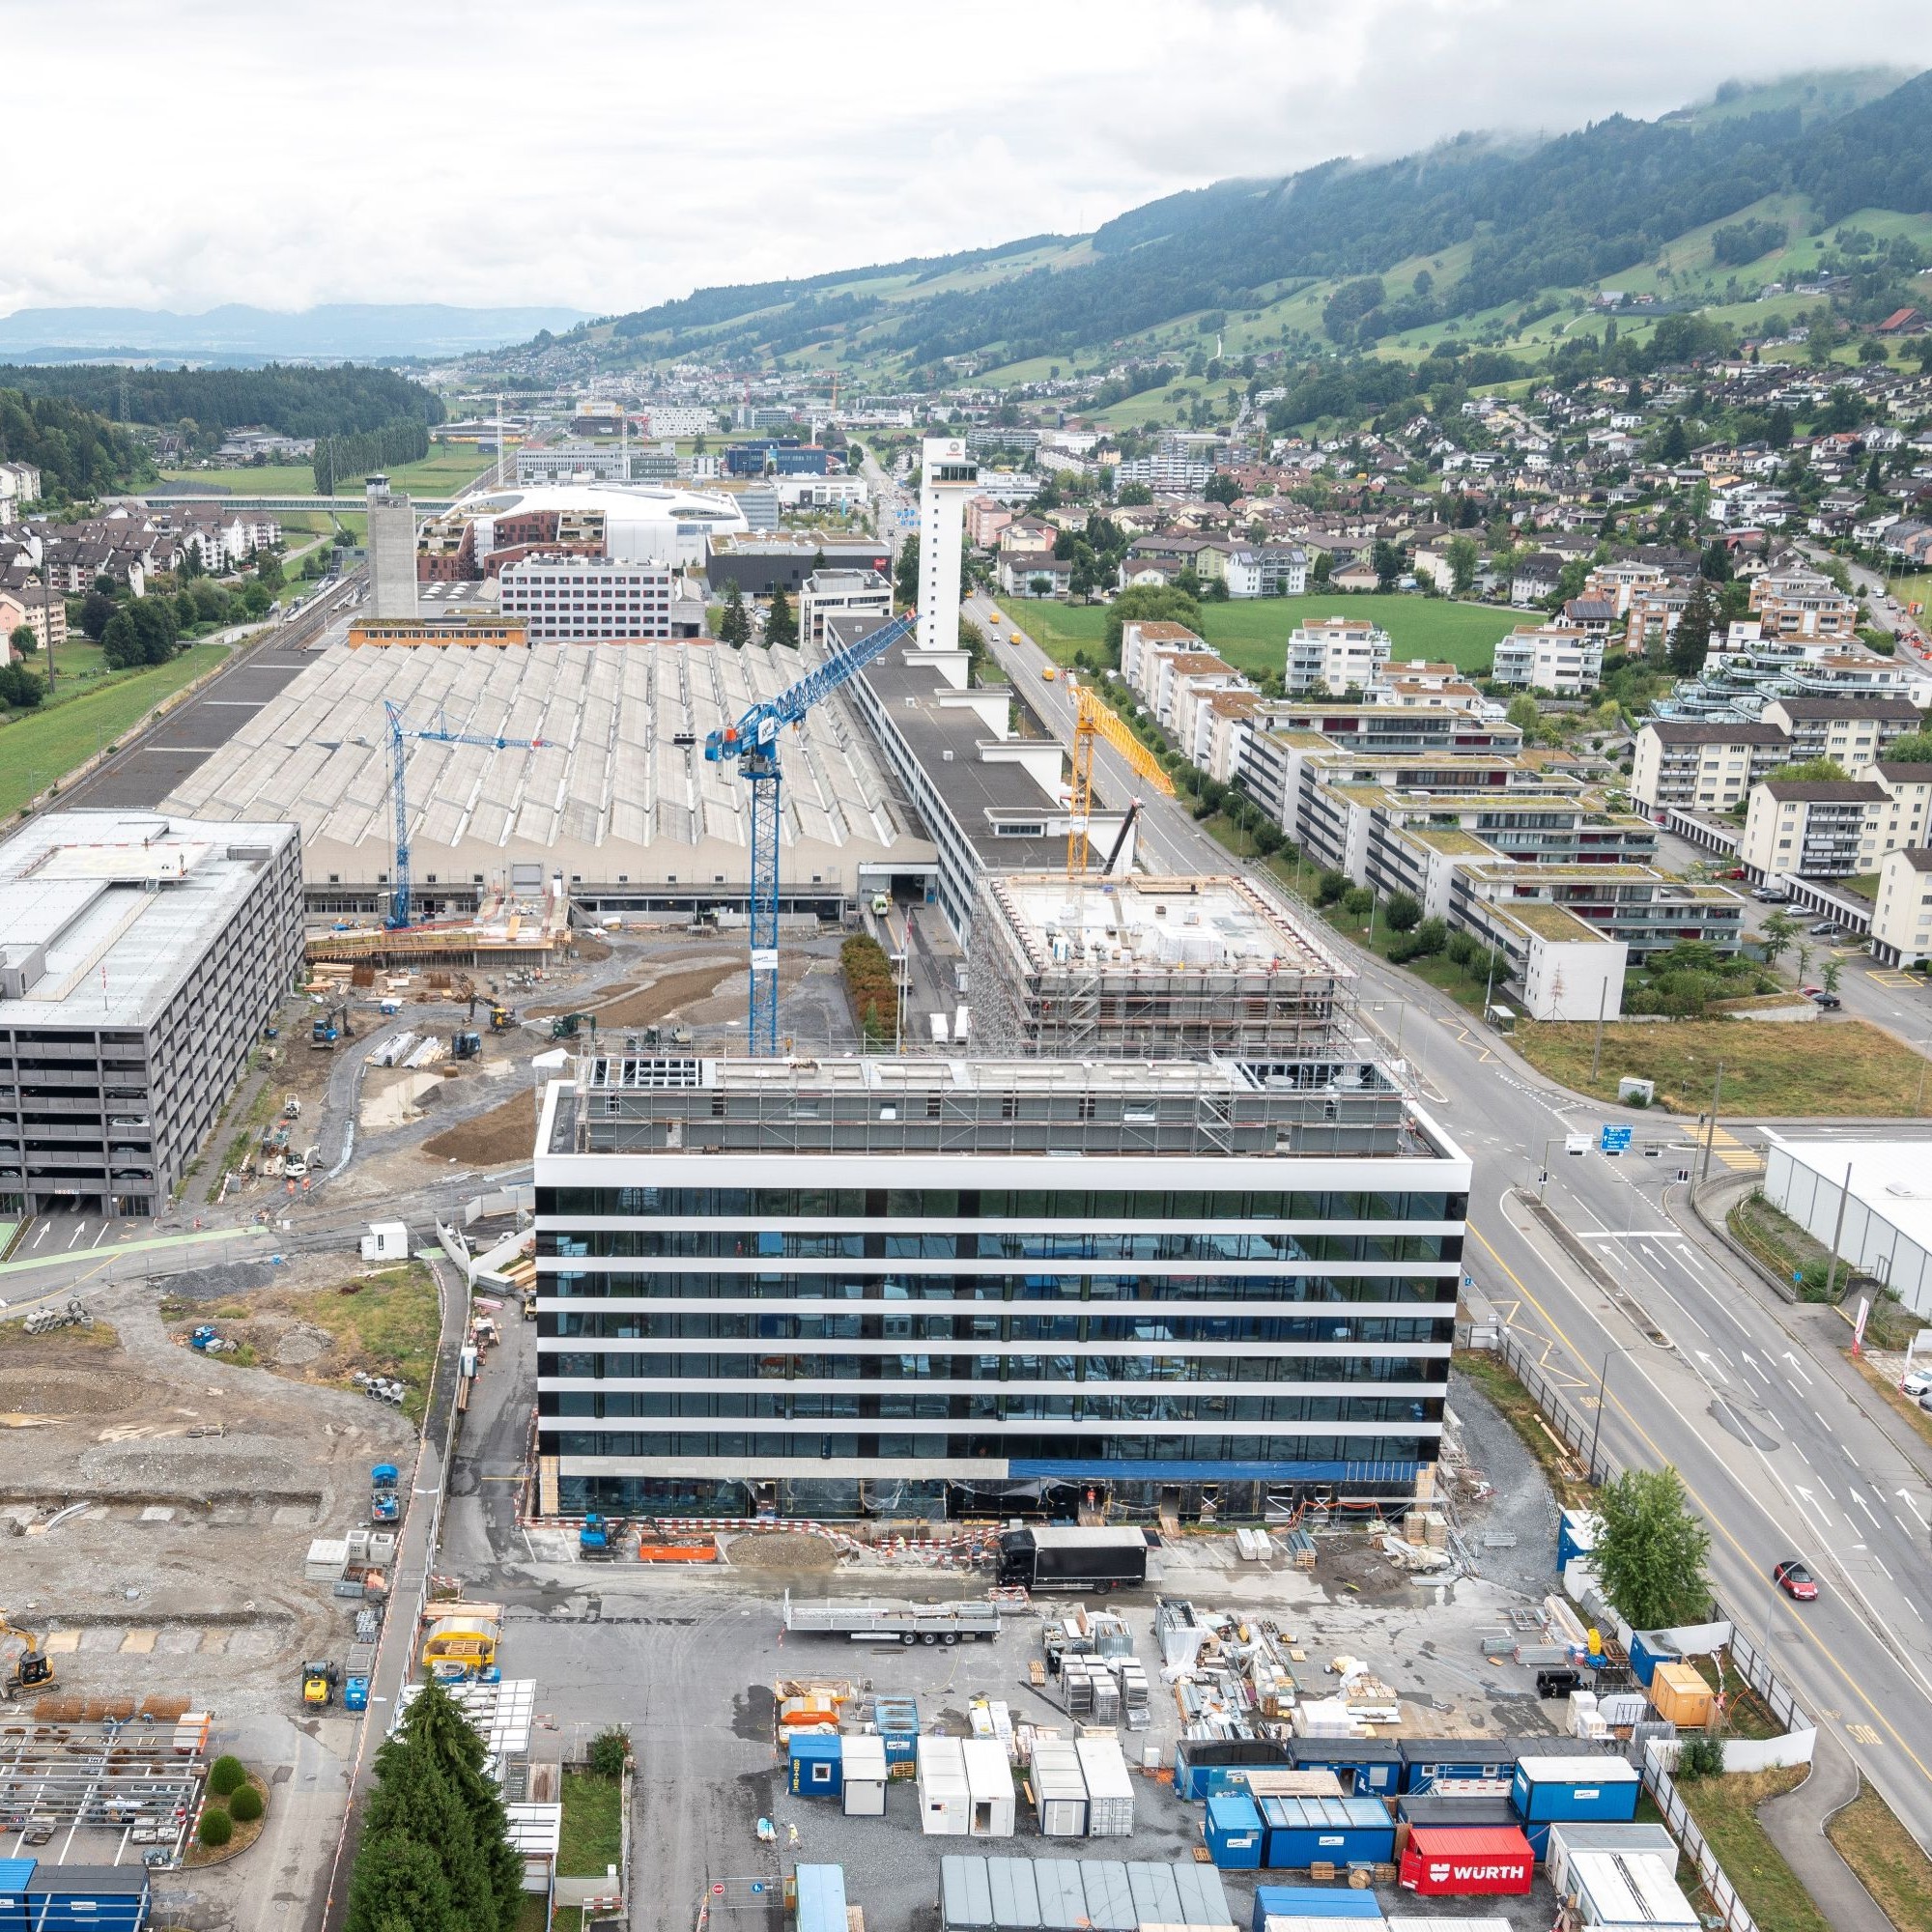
[972,593,1932,1852]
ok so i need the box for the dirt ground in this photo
[156,1255,441,1423]
[725,1530,838,1573]
[0,1266,417,1719]
[422,1092,545,1166]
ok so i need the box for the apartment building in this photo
[1869,846,1932,966]
[533,1052,1468,1520]
[1758,696,1921,770]
[1286,616,1393,695]
[1739,763,1932,879]
[498,556,677,640]
[1630,721,1789,811]
[0,586,66,658]
[1748,562,1861,641]
[1490,624,1605,696]
[0,813,304,1217]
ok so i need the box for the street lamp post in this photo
[1586,1345,1621,1483]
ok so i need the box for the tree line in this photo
[0,386,150,500]
[314,419,433,494]
[0,362,442,448]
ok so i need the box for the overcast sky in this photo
[6,0,1932,319]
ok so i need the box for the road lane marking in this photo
[1468,1217,1932,1796]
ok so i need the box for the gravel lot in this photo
[490,1527,1577,1932]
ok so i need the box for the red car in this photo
[1773,1559,1819,1601]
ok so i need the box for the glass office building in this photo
[533,1054,1468,1520]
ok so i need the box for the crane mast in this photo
[706,611,918,1054]
[381,701,547,930]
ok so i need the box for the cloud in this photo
[3,0,1929,316]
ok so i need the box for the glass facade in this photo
[534,1167,1463,1517]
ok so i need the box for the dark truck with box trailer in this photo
[996,1524,1150,1592]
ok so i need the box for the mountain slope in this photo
[505,69,1932,382]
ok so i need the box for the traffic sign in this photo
[1600,1124,1633,1155]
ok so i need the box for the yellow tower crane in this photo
[1066,680,1176,875]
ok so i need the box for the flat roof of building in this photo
[0,812,295,1030]
[847,621,1085,872]
[981,872,1352,981]
[159,639,931,879]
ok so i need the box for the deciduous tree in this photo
[1592,1465,1712,1632]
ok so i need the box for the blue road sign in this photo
[1600,1123,1634,1154]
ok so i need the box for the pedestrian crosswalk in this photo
[1706,1126,1762,1173]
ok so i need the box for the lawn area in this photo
[1513,1018,1932,1116]
[0,642,229,819]
[1842,872,1882,902]
[158,444,491,501]
[1678,1767,1831,1932]
[1826,1779,1932,1932]
[1316,900,1499,1016]
[557,1769,623,1879]
[1007,593,1512,677]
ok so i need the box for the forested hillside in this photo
[541,68,1932,381]
[0,388,150,501]
[0,364,444,442]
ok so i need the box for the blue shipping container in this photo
[1175,1737,1293,1802]
[1251,1885,1385,1930]
[1397,1739,1515,1794]
[1204,1793,1264,1870]
[1288,1741,1402,1797]
[877,1696,920,1767]
[1260,1796,1397,1870]
[1628,1632,1679,1688]
[790,1734,843,1798]
[1557,1507,1600,1570]
[1512,1756,1640,1824]
[0,1862,148,1932]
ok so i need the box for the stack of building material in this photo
[1291,1697,1362,1740]
[1235,1528,1274,1562]
[1112,1658,1151,1729]
[1075,1736,1136,1837]
[1156,1601,1217,1673]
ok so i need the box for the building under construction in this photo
[972,871,1353,1059]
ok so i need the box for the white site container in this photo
[1074,1736,1136,1837]
[919,1734,972,1837]
[961,1736,1015,1838]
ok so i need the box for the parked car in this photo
[1773,1559,1819,1601]
[1812,993,1842,1009]
[1808,921,1841,938]
[1901,1368,1932,1398]
[1800,985,1822,997]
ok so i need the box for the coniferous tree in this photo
[718,580,750,647]
[766,585,798,648]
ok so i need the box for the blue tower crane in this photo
[383,700,547,930]
[705,611,918,1054]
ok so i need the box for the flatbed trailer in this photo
[781,1590,1002,1645]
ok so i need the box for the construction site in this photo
[970,872,1355,1058]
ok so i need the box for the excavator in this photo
[0,1613,56,1700]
